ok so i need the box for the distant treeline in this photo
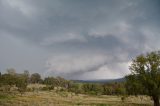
[0,68,126,95]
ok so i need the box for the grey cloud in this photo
[0,0,160,79]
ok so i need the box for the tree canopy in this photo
[126,51,160,106]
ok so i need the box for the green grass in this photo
[0,92,14,100]
[0,94,8,99]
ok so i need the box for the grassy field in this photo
[0,90,153,106]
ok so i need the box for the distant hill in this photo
[73,77,125,84]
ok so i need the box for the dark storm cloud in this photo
[0,0,160,79]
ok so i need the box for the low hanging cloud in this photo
[45,52,131,80]
[44,50,131,79]
[46,54,109,74]
[75,62,131,80]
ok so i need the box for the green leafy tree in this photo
[30,73,41,83]
[102,84,113,95]
[0,74,17,92]
[82,83,103,95]
[55,76,66,87]
[44,77,56,85]
[126,51,160,106]
[16,76,27,95]
[43,77,56,90]
[23,70,30,84]
[68,82,83,94]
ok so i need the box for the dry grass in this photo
[0,90,153,106]
[27,84,46,89]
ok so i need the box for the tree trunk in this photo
[153,96,160,106]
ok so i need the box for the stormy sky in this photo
[0,0,160,80]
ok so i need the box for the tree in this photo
[68,82,83,94]
[44,77,56,85]
[126,51,160,106]
[16,76,27,95]
[43,77,56,90]
[30,73,41,83]
[0,74,17,92]
[23,70,30,84]
[23,70,30,78]
[82,83,103,95]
